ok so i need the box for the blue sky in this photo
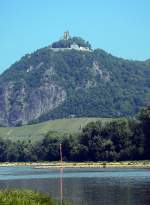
[0,0,150,73]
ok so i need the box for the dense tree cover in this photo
[79,118,144,161]
[0,38,149,126]
[0,106,149,162]
[138,106,150,158]
[37,49,150,122]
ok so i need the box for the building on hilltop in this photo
[50,31,92,52]
[70,42,80,50]
[63,31,70,40]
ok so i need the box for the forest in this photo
[0,38,150,126]
[0,106,149,162]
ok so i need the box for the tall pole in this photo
[60,143,63,167]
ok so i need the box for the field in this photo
[0,117,111,142]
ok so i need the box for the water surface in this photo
[0,166,150,205]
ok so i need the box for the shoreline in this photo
[0,161,150,169]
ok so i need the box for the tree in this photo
[0,138,9,162]
[138,106,150,158]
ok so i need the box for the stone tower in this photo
[63,31,70,40]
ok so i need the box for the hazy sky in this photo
[0,0,150,73]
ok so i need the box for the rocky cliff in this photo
[0,36,149,126]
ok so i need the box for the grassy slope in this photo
[0,117,110,142]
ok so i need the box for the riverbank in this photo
[0,161,150,168]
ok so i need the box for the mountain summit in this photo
[0,32,149,126]
[50,31,91,51]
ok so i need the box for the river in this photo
[0,166,150,205]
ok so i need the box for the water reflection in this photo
[60,167,63,204]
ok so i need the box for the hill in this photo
[0,32,149,126]
[0,117,109,142]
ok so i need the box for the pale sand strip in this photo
[0,162,150,169]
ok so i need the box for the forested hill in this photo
[0,35,150,126]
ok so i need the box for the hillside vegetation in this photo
[0,35,149,126]
[0,117,108,142]
[0,106,149,162]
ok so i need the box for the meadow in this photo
[0,117,110,142]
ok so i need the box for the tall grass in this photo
[0,189,70,205]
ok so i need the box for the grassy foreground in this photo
[0,189,69,205]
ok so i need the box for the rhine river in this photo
[0,166,150,205]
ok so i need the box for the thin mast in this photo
[60,143,63,166]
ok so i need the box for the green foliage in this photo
[137,106,150,158]
[37,48,150,122]
[0,117,105,142]
[0,38,149,125]
[34,136,60,161]
[138,105,150,123]
[0,189,69,205]
[0,106,149,162]
[52,36,91,49]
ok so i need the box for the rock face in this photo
[0,36,150,126]
[0,80,66,126]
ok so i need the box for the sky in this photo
[0,0,150,73]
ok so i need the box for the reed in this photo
[0,189,70,205]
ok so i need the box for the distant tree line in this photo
[0,106,149,162]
